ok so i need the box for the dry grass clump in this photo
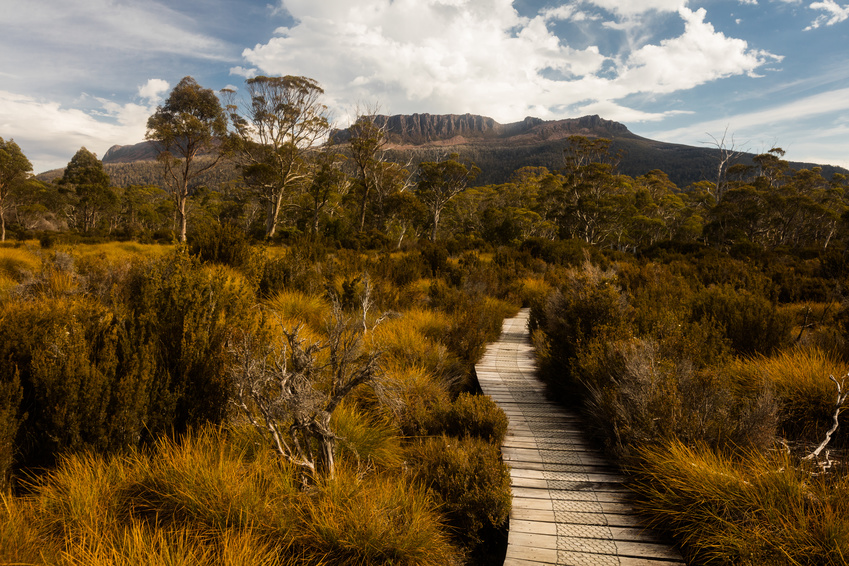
[372,315,463,387]
[265,290,331,333]
[632,440,849,566]
[728,347,849,446]
[2,425,458,566]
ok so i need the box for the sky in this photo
[1,0,848,175]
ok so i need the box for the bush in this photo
[188,221,263,285]
[578,337,776,460]
[405,435,511,551]
[530,261,628,400]
[426,392,509,444]
[690,284,792,356]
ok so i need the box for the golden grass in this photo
[68,241,172,264]
[633,440,849,565]
[728,347,849,442]
[3,425,458,565]
[265,290,331,334]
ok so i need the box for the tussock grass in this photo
[372,316,461,382]
[5,425,458,566]
[729,347,849,445]
[0,245,40,279]
[265,290,330,333]
[332,404,404,469]
[298,467,459,566]
[633,440,849,565]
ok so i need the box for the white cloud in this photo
[650,87,849,168]
[3,0,232,60]
[240,1,777,126]
[805,0,849,29]
[0,89,159,173]
[583,0,687,16]
[738,0,758,4]
[138,79,170,103]
[617,8,781,94]
[230,66,259,79]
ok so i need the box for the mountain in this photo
[333,113,847,187]
[102,142,159,163]
[36,114,847,189]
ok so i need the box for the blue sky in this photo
[1,0,847,175]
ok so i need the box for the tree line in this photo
[2,75,848,253]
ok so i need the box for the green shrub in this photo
[122,253,260,436]
[427,392,509,444]
[0,296,145,469]
[530,261,628,400]
[405,435,511,551]
[690,284,792,356]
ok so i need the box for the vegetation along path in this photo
[476,309,685,566]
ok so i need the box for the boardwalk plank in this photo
[477,309,684,566]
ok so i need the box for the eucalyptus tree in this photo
[146,76,228,242]
[416,154,480,241]
[0,137,32,241]
[61,147,116,233]
[223,75,331,238]
[346,112,413,233]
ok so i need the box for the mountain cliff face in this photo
[331,113,633,147]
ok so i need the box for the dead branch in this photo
[803,374,848,468]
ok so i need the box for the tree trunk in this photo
[431,207,440,241]
[0,208,5,242]
[178,191,188,242]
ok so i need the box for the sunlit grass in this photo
[3,425,459,566]
[633,440,849,565]
[69,241,172,264]
[728,347,849,443]
[265,290,331,334]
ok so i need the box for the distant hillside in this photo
[37,114,848,189]
[333,113,847,187]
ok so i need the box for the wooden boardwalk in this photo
[476,309,685,566]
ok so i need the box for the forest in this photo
[1,75,849,565]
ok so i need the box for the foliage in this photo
[224,75,331,239]
[0,137,33,241]
[690,284,793,356]
[146,76,228,242]
[405,435,511,550]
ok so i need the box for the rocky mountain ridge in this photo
[330,113,634,147]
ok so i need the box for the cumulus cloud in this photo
[241,0,779,125]
[0,88,160,173]
[618,8,782,93]
[583,0,688,16]
[806,0,849,29]
[138,79,170,103]
[230,66,259,79]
